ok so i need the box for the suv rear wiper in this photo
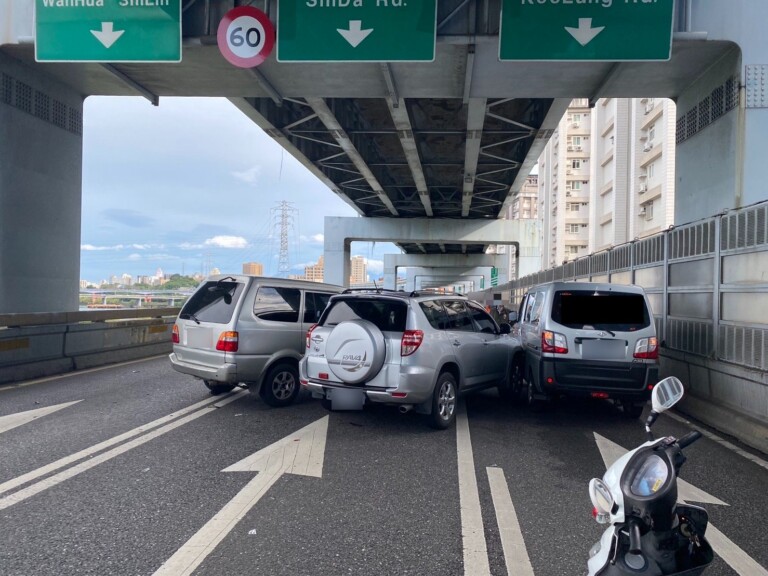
[180,312,201,324]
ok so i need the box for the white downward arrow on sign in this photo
[337,20,373,48]
[565,18,605,47]
[594,433,768,576]
[91,22,125,49]
[153,416,330,576]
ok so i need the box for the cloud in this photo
[128,253,142,261]
[102,208,156,228]
[232,166,262,184]
[204,235,249,249]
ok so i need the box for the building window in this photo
[571,159,581,169]
[571,181,581,190]
[647,161,656,179]
[648,123,656,142]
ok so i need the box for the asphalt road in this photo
[0,357,766,576]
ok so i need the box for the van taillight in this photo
[216,331,239,352]
[634,337,658,360]
[172,324,179,344]
[306,324,318,349]
[401,330,424,356]
[542,330,568,354]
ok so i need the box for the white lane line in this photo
[704,523,768,576]
[456,405,491,576]
[666,412,768,472]
[486,467,535,576]
[0,391,246,511]
[0,389,246,500]
[0,400,82,435]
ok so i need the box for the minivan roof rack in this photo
[341,287,403,295]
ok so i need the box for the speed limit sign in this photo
[217,6,275,68]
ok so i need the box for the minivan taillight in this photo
[634,337,658,360]
[401,330,424,356]
[216,331,239,352]
[172,324,179,344]
[306,324,318,349]
[542,330,568,354]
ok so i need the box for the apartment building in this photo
[350,255,367,285]
[242,261,264,275]
[538,97,676,268]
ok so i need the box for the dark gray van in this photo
[513,281,659,418]
[170,275,342,406]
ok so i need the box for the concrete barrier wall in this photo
[0,309,178,384]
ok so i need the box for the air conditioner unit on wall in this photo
[639,184,648,193]
[643,143,653,152]
[572,122,580,128]
[567,145,574,151]
[638,208,646,216]
[574,146,583,151]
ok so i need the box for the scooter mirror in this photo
[651,376,684,414]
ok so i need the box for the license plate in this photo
[581,339,626,360]
[328,388,365,410]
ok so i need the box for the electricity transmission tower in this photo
[271,201,298,277]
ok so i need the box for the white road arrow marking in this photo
[337,20,373,48]
[0,400,81,435]
[153,416,330,576]
[565,18,605,47]
[91,22,125,49]
[594,432,768,575]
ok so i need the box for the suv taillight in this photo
[306,323,318,349]
[216,331,239,352]
[172,324,179,344]
[634,337,658,360]
[542,330,568,354]
[401,330,424,356]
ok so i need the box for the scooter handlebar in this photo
[677,431,702,449]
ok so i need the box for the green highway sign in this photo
[499,0,674,61]
[35,0,181,63]
[277,0,437,62]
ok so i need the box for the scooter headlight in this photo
[588,478,615,524]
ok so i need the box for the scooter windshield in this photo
[630,455,669,496]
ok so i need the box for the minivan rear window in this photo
[552,290,650,331]
[323,298,407,332]
[179,281,244,324]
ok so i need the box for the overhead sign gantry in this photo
[34,0,182,63]
[499,0,674,61]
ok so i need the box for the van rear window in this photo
[179,281,244,324]
[552,290,650,331]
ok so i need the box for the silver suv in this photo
[299,289,521,429]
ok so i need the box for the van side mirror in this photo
[507,311,518,323]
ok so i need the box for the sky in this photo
[80,96,398,284]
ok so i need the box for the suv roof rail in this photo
[341,287,404,295]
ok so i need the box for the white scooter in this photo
[586,376,714,575]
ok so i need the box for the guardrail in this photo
[0,307,180,385]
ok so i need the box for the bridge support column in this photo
[677,1,768,221]
[0,52,83,313]
[325,217,538,288]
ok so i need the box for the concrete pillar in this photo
[676,1,768,221]
[325,216,538,287]
[0,52,84,312]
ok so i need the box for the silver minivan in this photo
[514,281,659,418]
[170,275,343,406]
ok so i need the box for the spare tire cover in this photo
[325,320,387,384]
